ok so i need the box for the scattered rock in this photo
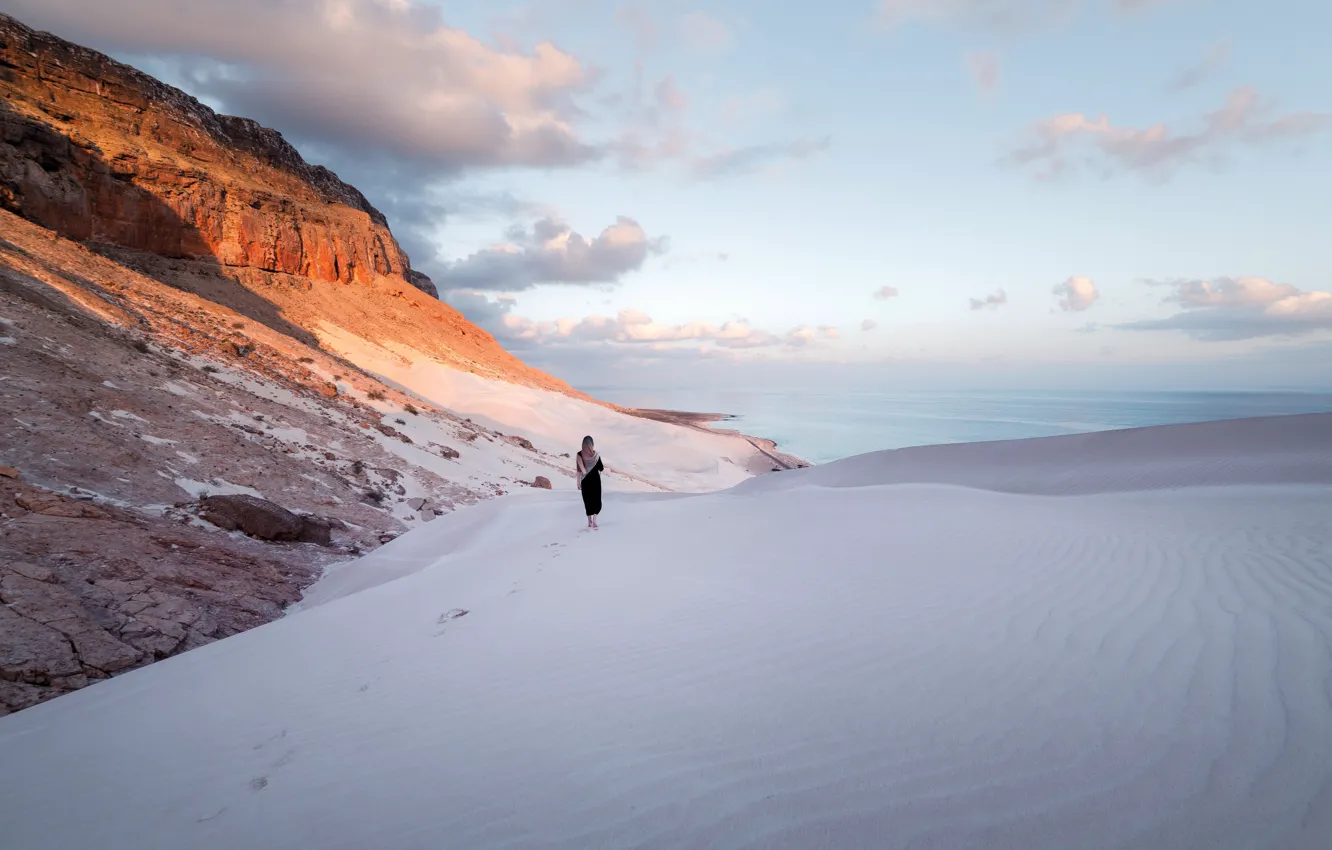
[317,382,338,399]
[227,337,254,357]
[420,507,436,522]
[13,490,119,520]
[407,497,425,511]
[198,494,332,545]
[506,436,536,452]
[532,476,552,490]
[0,466,19,479]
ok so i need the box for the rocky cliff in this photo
[0,13,432,294]
[0,13,608,716]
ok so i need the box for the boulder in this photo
[198,494,332,545]
[0,466,19,479]
[532,476,552,490]
[407,497,426,511]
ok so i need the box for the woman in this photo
[576,435,604,529]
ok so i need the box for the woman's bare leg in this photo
[592,515,599,529]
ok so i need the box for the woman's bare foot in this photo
[592,516,599,529]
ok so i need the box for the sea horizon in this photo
[584,386,1332,465]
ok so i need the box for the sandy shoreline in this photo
[624,407,807,470]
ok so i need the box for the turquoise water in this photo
[584,387,1332,464]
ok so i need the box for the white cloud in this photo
[438,217,668,291]
[818,325,840,339]
[690,137,831,178]
[861,319,879,331]
[967,52,1002,96]
[969,289,1009,310]
[873,285,900,300]
[492,308,822,352]
[1119,277,1332,340]
[9,0,600,172]
[1053,276,1099,312]
[1007,87,1332,180]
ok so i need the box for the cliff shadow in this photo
[0,99,321,349]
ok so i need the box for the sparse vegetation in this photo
[201,364,219,373]
[132,339,151,354]
[231,321,245,329]
[394,418,406,426]
[404,403,419,416]
[351,460,365,475]
[298,356,314,363]
[367,389,387,401]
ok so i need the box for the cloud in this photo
[861,319,879,331]
[1006,86,1332,180]
[442,290,519,325]
[818,325,840,339]
[1119,276,1332,340]
[873,285,900,300]
[1053,276,1099,311]
[876,0,1077,33]
[690,137,831,178]
[969,289,1009,310]
[437,217,668,291]
[1166,43,1230,92]
[9,0,606,174]
[456,304,818,352]
[967,52,1002,96]
[678,12,731,52]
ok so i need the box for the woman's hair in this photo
[581,435,595,451]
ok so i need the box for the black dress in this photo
[580,456,604,516]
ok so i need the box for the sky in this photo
[4,0,1331,391]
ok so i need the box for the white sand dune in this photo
[315,324,774,493]
[2,414,1330,849]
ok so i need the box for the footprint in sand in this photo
[252,729,288,751]
[250,776,269,792]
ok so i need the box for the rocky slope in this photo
[0,13,607,715]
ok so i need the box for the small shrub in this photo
[394,418,406,426]
[231,321,245,329]
[351,460,365,475]
[201,364,219,373]
[367,389,387,401]
[132,339,151,354]
[298,356,314,363]
[404,403,419,416]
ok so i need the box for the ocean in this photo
[584,387,1332,464]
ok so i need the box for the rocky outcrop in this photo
[199,495,333,546]
[0,13,435,295]
[532,476,553,489]
[0,475,326,715]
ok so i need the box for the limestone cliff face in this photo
[0,13,437,296]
